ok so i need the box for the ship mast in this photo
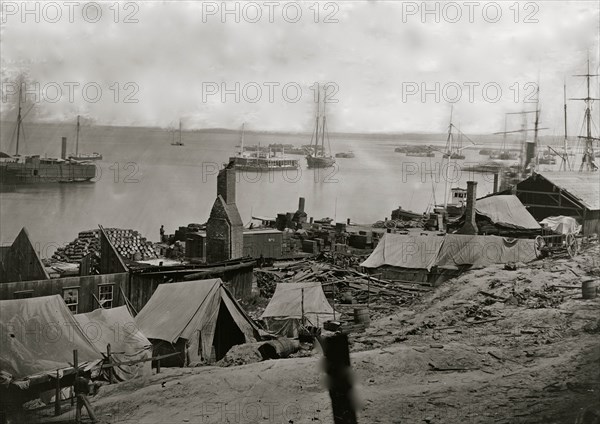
[15,84,22,156]
[314,86,320,155]
[533,86,540,168]
[442,105,453,209]
[571,56,599,172]
[75,115,80,156]
[240,122,245,155]
[321,86,327,156]
[179,119,182,145]
[560,81,571,171]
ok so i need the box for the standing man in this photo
[160,225,165,242]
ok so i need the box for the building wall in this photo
[0,273,128,314]
[516,177,599,236]
[0,228,48,283]
[243,231,283,259]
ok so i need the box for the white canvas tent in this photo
[74,306,152,381]
[134,279,260,365]
[260,282,336,337]
[0,295,102,382]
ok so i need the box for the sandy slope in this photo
[35,244,599,424]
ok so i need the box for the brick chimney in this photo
[457,181,478,235]
[298,197,305,213]
[217,167,236,204]
[206,166,243,263]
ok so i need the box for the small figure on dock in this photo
[160,225,165,242]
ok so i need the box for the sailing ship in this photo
[68,115,102,161]
[306,85,336,168]
[572,57,598,172]
[171,120,185,146]
[0,87,95,185]
[229,123,299,172]
[442,119,467,160]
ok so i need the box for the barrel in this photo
[354,307,371,326]
[582,280,599,299]
[258,338,300,360]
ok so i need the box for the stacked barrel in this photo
[52,228,158,263]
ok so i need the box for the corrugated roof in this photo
[537,171,600,210]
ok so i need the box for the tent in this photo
[74,306,152,381]
[134,279,259,365]
[260,282,336,337]
[361,233,538,285]
[475,195,541,229]
[0,295,101,381]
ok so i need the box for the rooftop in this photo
[536,171,600,210]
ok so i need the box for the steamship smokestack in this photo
[61,137,67,160]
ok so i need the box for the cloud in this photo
[1,1,598,135]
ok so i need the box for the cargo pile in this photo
[255,254,431,322]
[52,228,158,263]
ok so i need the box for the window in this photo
[14,290,33,299]
[98,284,114,309]
[62,288,79,313]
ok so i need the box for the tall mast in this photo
[561,80,570,171]
[443,105,453,208]
[15,84,22,156]
[502,114,508,152]
[321,86,327,154]
[445,105,453,155]
[314,86,320,153]
[75,115,80,156]
[179,119,182,145]
[571,55,599,171]
[533,86,540,167]
[240,122,245,155]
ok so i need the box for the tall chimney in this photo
[298,197,305,213]
[61,137,67,160]
[217,167,236,204]
[457,181,478,235]
[493,173,499,193]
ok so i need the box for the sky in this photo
[0,0,599,135]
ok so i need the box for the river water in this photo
[1,122,540,258]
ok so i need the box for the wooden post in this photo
[321,333,357,424]
[367,275,371,308]
[73,350,80,424]
[107,344,114,384]
[332,283,336,321]
[54,369,61,416]
[156,359,161,374]
[301,288,305,325]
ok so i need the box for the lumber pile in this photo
[255,254,432,320]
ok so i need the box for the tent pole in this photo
[332,283,336,321]
[107,344,114,384]
[301,288,305,325]
[54,369,61,416]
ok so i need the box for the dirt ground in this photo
[32,245,599,424]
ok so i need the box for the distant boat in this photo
[171,120,185,146]
[229,123,299,172]
[335,151,355,158]
[391,206,423,221]
[306,85,336,169]
[406,150,435,157]
[0,87,95,185]
[68,115,102,161]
